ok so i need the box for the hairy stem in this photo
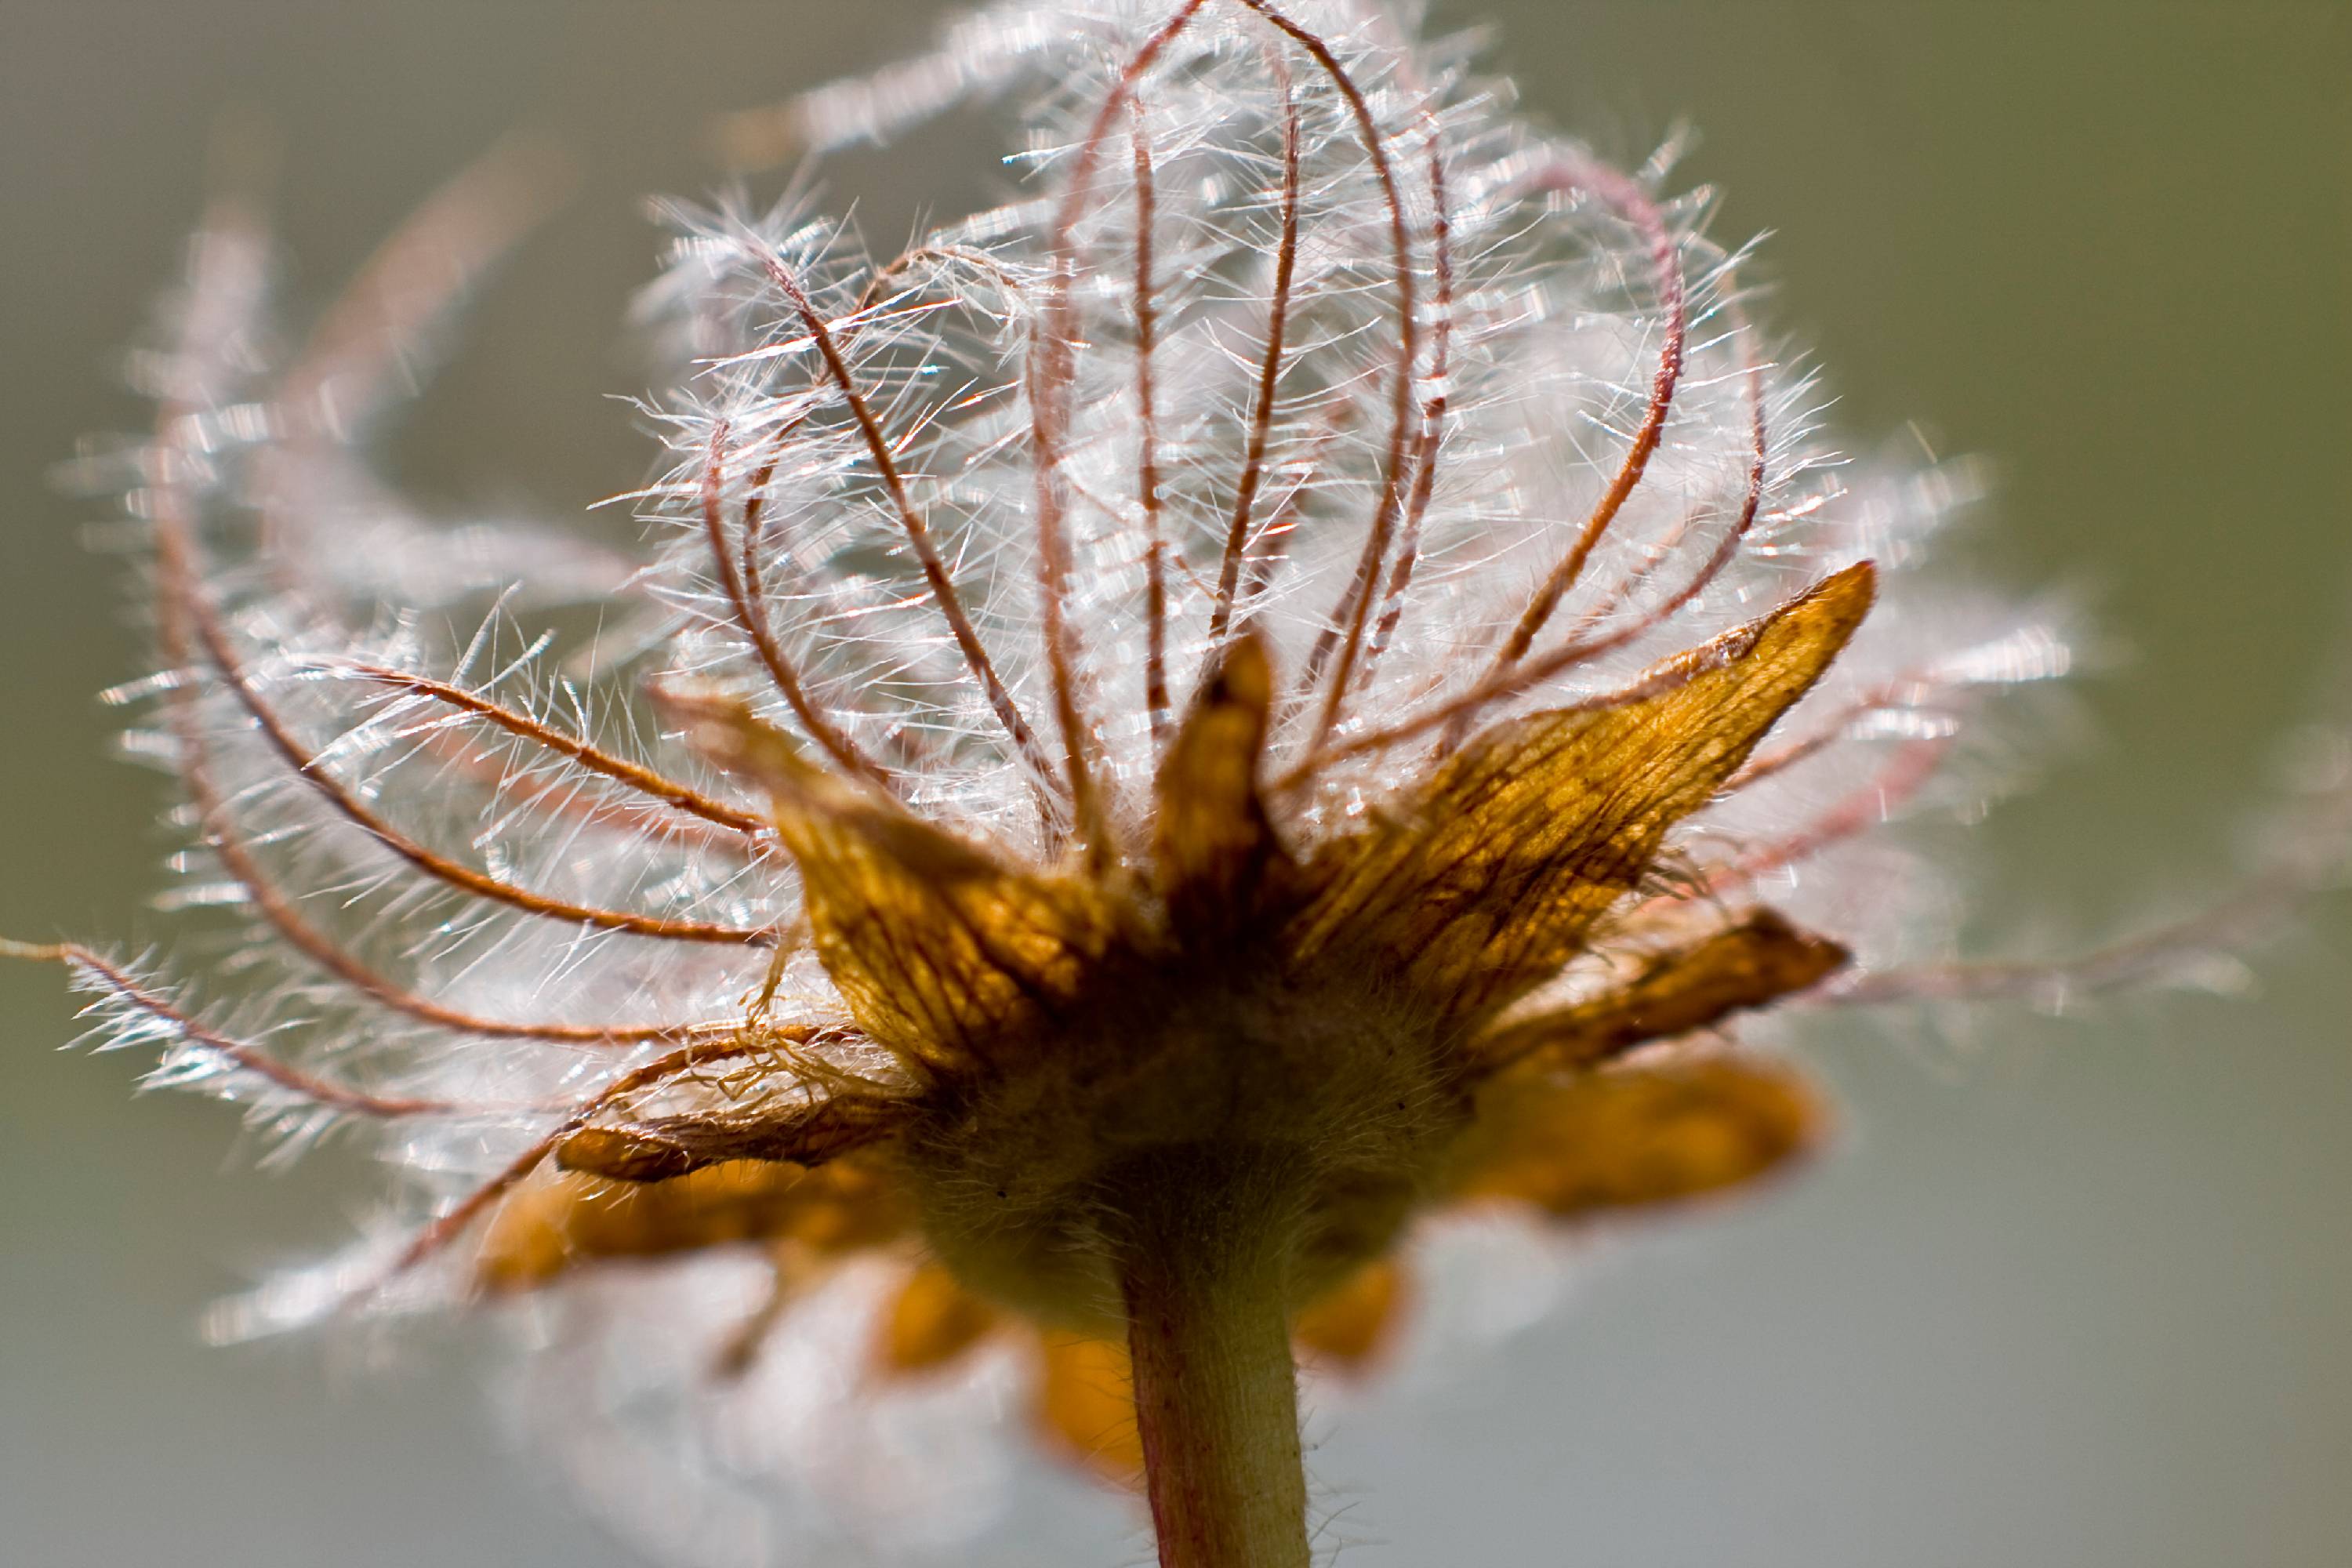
[1113,1149,1311,1568]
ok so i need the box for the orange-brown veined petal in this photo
[1450,1054,1827,1220]
[1152,633,1294,942]
[1290,564,1875,1021]
[1467,910,1849,1079]
[476,1156,911,1292]
[1293,1256,1408,1371]
[669,690,1117,1076]
[557,1090,913,1182]
[1031,1330,1145,1487]
[872,1261,1002,1378]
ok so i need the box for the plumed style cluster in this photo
[20,1,2342,1563]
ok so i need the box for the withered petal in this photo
[474,1156,911,1293]
[1152,633,1294,942]
[871,1260,1003,1378]
[1449,1054,1827,1220]
[1292,1255,1408,1371]
[1030,1330,1146,1487]
[1290,564,1875,1020]
[557,1091,913,1182]
[1467,910,1849,1078]
[673,691,1116,1075]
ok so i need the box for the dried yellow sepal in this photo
[1032,1331,1148,1486]
[1290,563,1876,1019]
[476,1156,909,1292]
[873,1260,1003,1377]
[1450,1055,1825,1219]
[1291,1255,1407,1370]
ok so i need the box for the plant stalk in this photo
[1113,1149,1311,1568]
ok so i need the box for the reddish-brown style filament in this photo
[339,662,769,837]
[1483,157,1689,683]
[699,419,895,789]
[1205,60,1303,649]
[1131,96,1171,749]
[16,942,462,1120]
[1248,0,1420,752]
[757,254,1058,801]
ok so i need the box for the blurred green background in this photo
[2,2,2346,1564]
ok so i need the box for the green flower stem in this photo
[1112,1147,1312,1568]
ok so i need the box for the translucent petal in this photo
[1450,1055,1825,1219]
[1290,564,1876,1019]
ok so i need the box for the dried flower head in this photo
[16,0,2348,1563]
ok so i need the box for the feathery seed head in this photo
[36,0,2325,1558]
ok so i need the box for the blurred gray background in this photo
[3,2,2346,1564]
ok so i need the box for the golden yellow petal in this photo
[673,691,1114,1076]
[1292,1256,1408,1370]
[1290,564,1875,1020]
[774,1160,916,1253]
[1468,910,1849,1078]
[1031,1330,1146,1487]
[1152,633,1293,942]
[1450,1054,1827,1219]
[475,1180,579,1293]
[872,1261,1002,1377]
[474,1156,911,1293]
